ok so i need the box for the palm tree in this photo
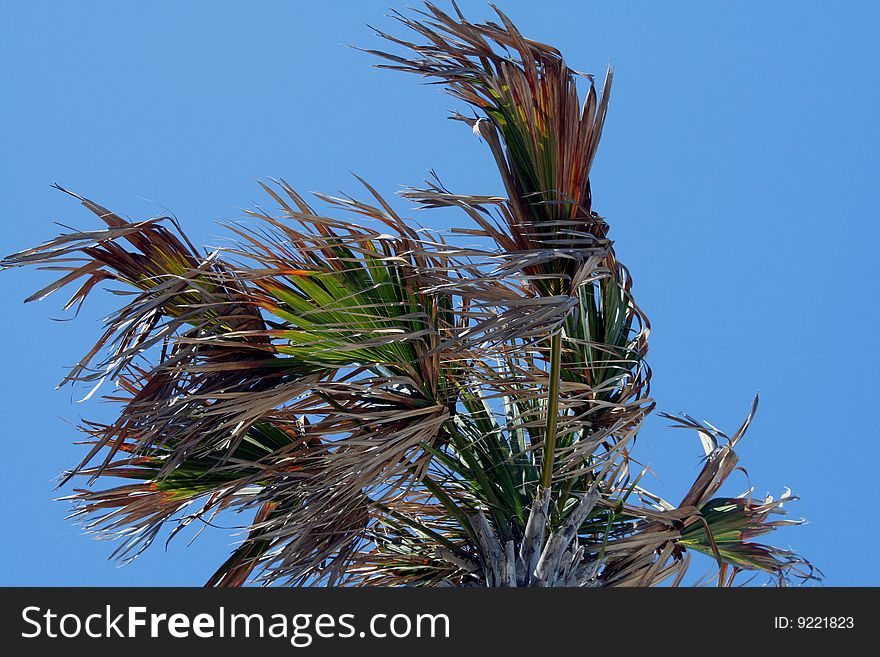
[2,2,815,587]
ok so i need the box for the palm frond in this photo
[369,2,612,296]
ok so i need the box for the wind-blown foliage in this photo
[2,2,815,587]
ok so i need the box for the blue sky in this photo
[1,0,877,586]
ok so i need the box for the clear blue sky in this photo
[1,0,877,586]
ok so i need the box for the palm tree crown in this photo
[2,2,816,587]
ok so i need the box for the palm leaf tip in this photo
[369,2,614,296]
[680,492,819,583]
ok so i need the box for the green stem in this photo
[420,474,479,546]
[540,330,563,490]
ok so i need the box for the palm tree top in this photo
[1,2,816,587]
